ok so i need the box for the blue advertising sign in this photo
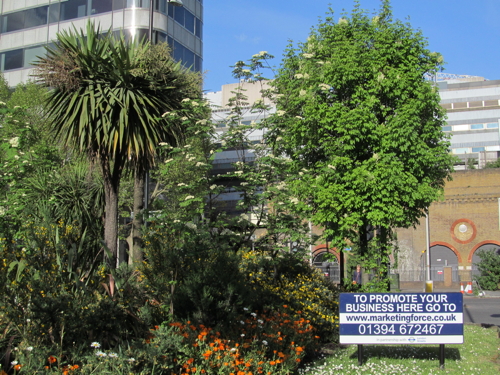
[340,293,463,344]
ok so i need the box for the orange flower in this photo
[295,346,303,352]
[269,361,276,365]
[187,358,194,364]
[296,358,301,363]
[72,365,79,370]
[14,365,22,371]
[48,356,57,364]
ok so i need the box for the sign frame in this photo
[340,292,464,345]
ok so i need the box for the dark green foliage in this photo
[484,159,500,168]
[141,218,253,327]
[474,248,500,290]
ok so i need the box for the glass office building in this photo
[0,0,203,86]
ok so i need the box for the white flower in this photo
[127,358,136,363]
[26,319,31,323]
[177,183,187,187]
[191,101,199,106]
[164,158,173,163]
[234,171,244,175]
[302,53,314,58]
[294,73,304,79]
[9,137,19,148]
[277,110,286,116]
[259,51,268,56]
[257,319,264,324]
[243,307,249,311]
[210,184,218,190]
[242,69,251,73]
[240,321,245,325]
[241,334,245,337]
[251,312,257,317]
[182,98,191,102]
[262,340,268,345]
[299,89,307,96]
[196,119,207,125]
[162,112,170,117]
[240,182,248,186]
[185,195,194,201]
[95,351,107,357]
[0,101,5,105]
[11,361,18,365]
[174,219,180,223]
[319,83,330,91]
[91,342,101,348]
[196,162,206,167]
[181,116,188,121]
[108,352,118,358]
[185,222,197,230]
[14,155,20,160]
[26,346,33,351]
[230,348,237,352]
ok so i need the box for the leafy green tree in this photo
[268,1,455,268]
[474,248,500,290]
[34,23,202,264]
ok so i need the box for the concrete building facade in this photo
[438,78,500,168]
[0,0,203,86]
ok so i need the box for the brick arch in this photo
[430,241,463,264]
[468,240,500,263]
[312,244,339,262]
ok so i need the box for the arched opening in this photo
[313,252,340,283]
[430,245,459,282]
[471,243,500,279]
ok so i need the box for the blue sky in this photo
[203,0,500,92]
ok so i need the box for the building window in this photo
[486,122,499,129]
[91,0,113,15]
[470,124,484,130]
[4,49,24,70]
[1,11,25,33]
[442,126,452,132]
[472,147,485,152]
[452,148,469,154]
[60,0,88,21]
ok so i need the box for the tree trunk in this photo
[103,176,119,267]
[128,168,145,265]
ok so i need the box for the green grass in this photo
[300,324,500,375]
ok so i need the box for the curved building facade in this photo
[0,0,203,86]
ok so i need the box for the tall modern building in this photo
[437,76,500,168]
[0,0,203,87]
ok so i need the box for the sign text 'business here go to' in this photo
[339,293,463,345]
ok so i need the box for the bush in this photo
[474,248,500,290]
[240,250,340,344]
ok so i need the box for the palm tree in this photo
[34,22,201,265]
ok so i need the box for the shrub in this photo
[474,248,500,290]
[240,250,340,344]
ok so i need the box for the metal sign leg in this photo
[358,344,363,366]
[439,344,445,369]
